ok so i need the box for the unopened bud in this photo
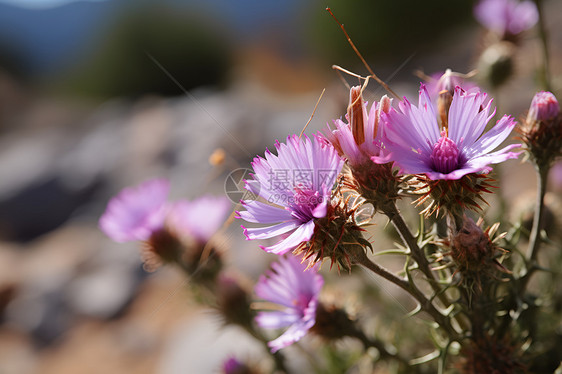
[142,228,185,271]
[452,217,491,268]
[216,274,254,329]
[477,41,515,88]
[435,70,461,128]
[436,69,457,97]
[519,91,562,169]
[310,303,358,341]
[527,91,559,123]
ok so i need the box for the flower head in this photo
[237,134,344,255]
[474,0,538,37]
[254,256,324,352]
[378,84,520,181]
[527,91,560,123]
[99,179,170,242]
[167,195,231,244]
[519,91,562,169]
[322,86,392,167]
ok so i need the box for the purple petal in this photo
[261,220,316,255]
[243,221,299,241]
[167,196,231,243]
[99,179,169,242]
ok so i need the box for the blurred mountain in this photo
[0,0,307,79]
[0,1,123,76]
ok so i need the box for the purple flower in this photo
[99,179,170,242]
[474,0,538,37]
[376,84,520,180]
[237,134,344,255]
[167,195,231,243]
[322,86,392,166]
[527,91,560,123]
[255,256,323,353]
[222,356,253,374]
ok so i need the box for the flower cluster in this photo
[97,7,560,367]
[100,178,231,271]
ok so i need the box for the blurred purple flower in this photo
[255,256,323,353]
[99,179,170,242]
[474,0,538,36]
[237,134,343,255]
[376,84,520,180]
[527,91,560,123]
[552,161,562,189]
[222,356,254,374]
[424,69,479,101]
[168,195,231,243]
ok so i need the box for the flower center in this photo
[430,132,460,174]
[289,186,324,223]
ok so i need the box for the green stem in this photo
[351,249,461,342]
[534,0,552,91]
[521,165,549,290]
[526,166,548,264]
[383,204,469,331]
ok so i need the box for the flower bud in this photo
[477,41,515,88]
[451,217,492,271]
[527,91,560,123]
[519,91,562,169]
[142,227,185,271]
[310,303,358,341]
[216,274,254,329]
[448,216,509,288]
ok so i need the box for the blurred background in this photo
[0,0,560,373]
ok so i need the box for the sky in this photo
[0,0,107,9]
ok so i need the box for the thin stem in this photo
[534,0,552,91]
[521,165,549,290]
[384,205,452,303]
[527,165,548,263]
[351,249,460,342]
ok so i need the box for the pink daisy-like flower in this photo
[322,86,392,167]
[474,0,538,37]
[167,195,231,244]
[99,179,170,242]
[237,134,344,255]
[376,84,520,180]
[255,256,323,353]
